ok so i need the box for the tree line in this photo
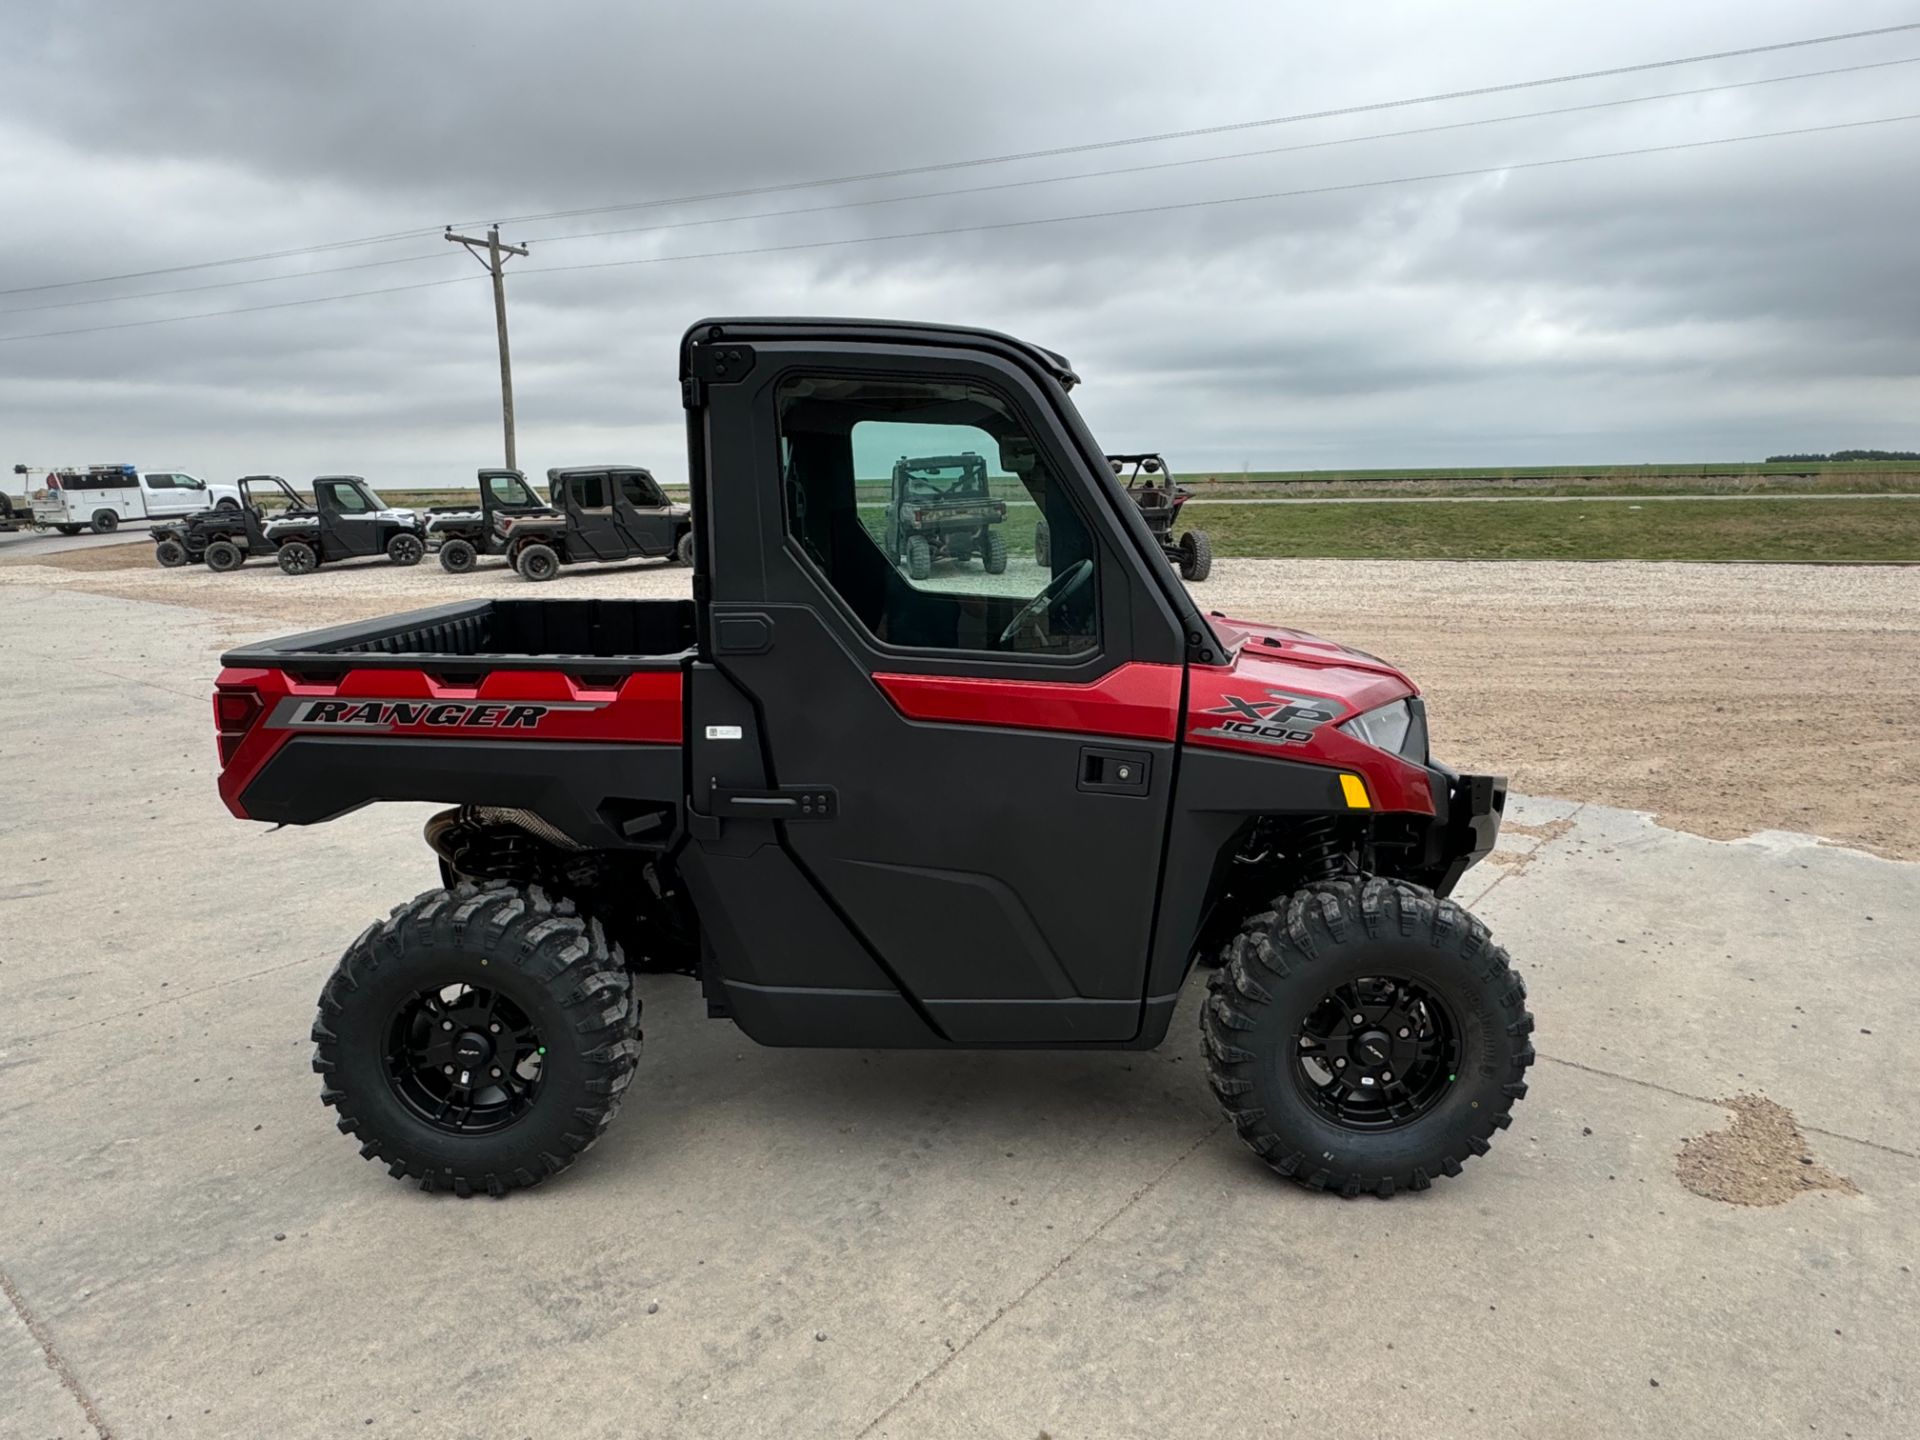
[1765,450,1920,463]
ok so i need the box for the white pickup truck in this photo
[25,465,243,535]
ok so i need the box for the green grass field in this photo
[1193,497,1920,563]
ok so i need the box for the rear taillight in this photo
[214,688,262,765]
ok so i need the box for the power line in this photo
[5,110,1909,345]
[509,112,1920,278]
[464,21,1920,231]
[517,55,1920,250]
[10,52,1913,319]
[3,20,1914,301]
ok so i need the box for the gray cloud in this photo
[3,0,1918,486]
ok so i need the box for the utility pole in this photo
[445,225,530,470]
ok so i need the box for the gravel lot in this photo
[7,544,1917,857]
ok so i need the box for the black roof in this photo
[681,316,1080,389]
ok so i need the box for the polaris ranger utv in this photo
[266,475,429,575]
[212,317,1528,1199]
[425,468,555,573]
[500,466,692,581]
[151,475,311,570]
[882,451,1009,579]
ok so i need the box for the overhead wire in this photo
[3,19,1914,300]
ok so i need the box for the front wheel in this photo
[154,538,189,568]
[1201,877,1533,1197]
[906,535,931,581]
[674,530,695,566]
[1033,518,1051,567]
[1178,529,1213,582]
[216,498,241,512]
[311,883,643,1196]
[387,532,424,566]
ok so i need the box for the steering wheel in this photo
[997,559,1093,648]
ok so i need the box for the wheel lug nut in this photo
[443,1065,453,1074]
[1334,1058,1347,1069]
[441,1021,453,1031]
[489,1023,500,1033]
[1352,1014,1365,1024]
[490,1067,501,1078]
[1398,1027,1410,1038]
[1382,1070,1393,1082]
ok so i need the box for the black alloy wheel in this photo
[386,982,545,1136]
[1291,975,1459,1131]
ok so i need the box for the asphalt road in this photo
[2,585,1914,1439]
[1181,491,1920,505]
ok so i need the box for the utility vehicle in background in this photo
[425,468,556,573]
[212,317,1528,1200]
[1037,452,1211,581]
[499,465,692,581]
[151,475,312,570]
[18,465,242,536]
[881,452,1009,579]
[263,475,428,575]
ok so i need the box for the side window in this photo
[777,374,1099,657]
[486,473,532,508]
[319,481,372,513]
[617,472,664,508]
[145,473,176,490]
[567,473,609,508]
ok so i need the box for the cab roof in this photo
[682,316,1080,389]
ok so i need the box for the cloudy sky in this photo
[3,0,1918,487]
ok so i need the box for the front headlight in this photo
[1339,699,1422,760]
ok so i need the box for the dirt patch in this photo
[6,544,156,572]
[1676,1094,1858,1206]
[1504,818,1575,843]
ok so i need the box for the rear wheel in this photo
[204,539,245,572]
[387,532,424,566]
[56,525,83,537]
[91,510,119,534]
[1178,529,1213,582]
[277,540,318,575]
[437,538,478,574]
[906,535,931,581]
[516,542,560,582]
[1034,518,1051,567]
[983,528,1009,575]
[674,530,695,566]
[1201,877,1532,1197]
[311,882,643,1196]
[154,538,189,568]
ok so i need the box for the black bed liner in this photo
[221,598,696,673]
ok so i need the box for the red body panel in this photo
[215,666,681,819]
[871,663,1182,741]
[1186,616,1437,815]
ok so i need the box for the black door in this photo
[613,471,676,557]
[560,472,626,561]
[314,478,382,558]
[690,338,1190,1044]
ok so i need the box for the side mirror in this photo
[1108,458,1123,475]
[12,464,26,475]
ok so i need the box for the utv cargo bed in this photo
[221,598,697,672]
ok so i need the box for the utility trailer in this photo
[212,317,1527,1199]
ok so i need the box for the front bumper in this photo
[1428,766,1508,896]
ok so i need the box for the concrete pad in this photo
[1,1290,97,1440]
[1,584,1916,1439]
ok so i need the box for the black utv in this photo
[425,469,555,573]
[882,452,1009,580]
[500,466,693,582]
[1037,452,1211,582]
[152,475,312,572]
[265,476,429,576]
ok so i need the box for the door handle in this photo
[1078,746,1151,795]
